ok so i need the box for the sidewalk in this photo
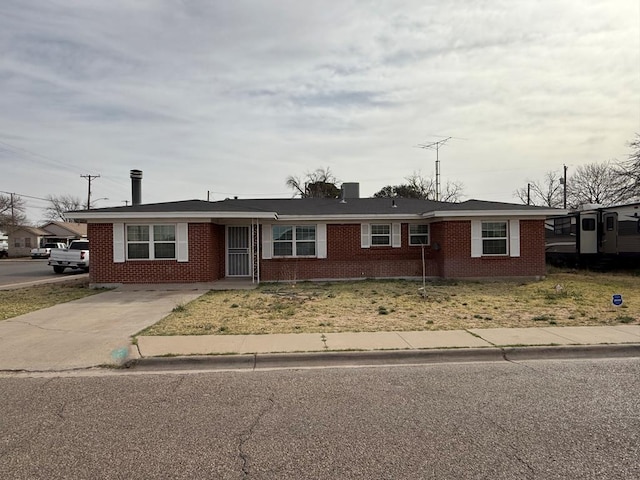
[135,325,640,360]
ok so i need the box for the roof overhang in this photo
[422,208,566,219]
[69,210,278,222]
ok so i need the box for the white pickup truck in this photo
[31,242,67,259]
[48,240,90,274]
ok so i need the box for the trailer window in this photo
[605,216,615,231]
[582,218,596,231]
[554,217,571,235]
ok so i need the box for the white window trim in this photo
[370,223,391,246]
[264,224,326,259]
[126,224,178,260]
[361,223,401,248]
[408,224,430,246]
[471,219,520,257]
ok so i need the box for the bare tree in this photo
[566,161,627,208]
[44,194,84,222]
[374,172,464,202]
[0,193,27,231]
[615,133,640,201]
[286,167,341,198]
[440,180,465,203]
[514,170,564,208]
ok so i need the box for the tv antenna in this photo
[416,137,452,201]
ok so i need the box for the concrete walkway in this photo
[137,325,640,357]
[0,289,203,371]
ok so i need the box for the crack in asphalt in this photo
[238,395,275,478]
[481,409,537,477]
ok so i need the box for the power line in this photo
[0,138,83,172]
[0,190,49,202]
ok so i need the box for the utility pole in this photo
[527,183,531,205]
[80,174,100,210]
[417,137,452,201]
[10,193,15,228]
[560,165,568,209]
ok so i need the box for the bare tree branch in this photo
[514,170,564,207]
[0,193,27,231]
[285,167,341,198]
[374,171,464,202]
[44,195,84,222]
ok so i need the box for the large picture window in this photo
[273,225,316,257]
[127,225,176,260]
[409,224,429,245]
[482,222,508,255]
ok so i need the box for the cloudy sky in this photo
[1,0,638,223]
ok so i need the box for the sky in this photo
[1,0,639,224]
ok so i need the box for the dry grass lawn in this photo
[141,269,640,336]
[0,279,103,321]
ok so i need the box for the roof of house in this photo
[68,197,563,221]
[41,221,87,237]
[8,226,49,236]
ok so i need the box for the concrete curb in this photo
[127,344,640,371]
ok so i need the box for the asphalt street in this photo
[0,258,86,287]
[1,358,638,479]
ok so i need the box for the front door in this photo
[227,226,251,276]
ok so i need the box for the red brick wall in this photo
[88,223,225,284]
[260,224,439,281]
[89,219,546,284]
[431,220,546,278]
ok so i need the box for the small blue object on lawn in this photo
[612,294,623,307]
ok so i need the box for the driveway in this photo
[0,289,204,371]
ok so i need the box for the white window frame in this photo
[370,224,391,246]
[272,225,317,258]
[409,224,430,246]
[126,224,177,260]
[471,219,520,258]
[481,221,508,256]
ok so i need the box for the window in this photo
[273,225,316,257]
[605,216,615,231]
[554,217,572,235]
[25,238,31,248]
[482,222,508,255]
[582,218,596,231]
[126,225,176,260]
[371,224,391,246]
[409,224,429,245]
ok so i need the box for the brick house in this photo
[70,191,559,287]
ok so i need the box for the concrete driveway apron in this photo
[0,290,203,371]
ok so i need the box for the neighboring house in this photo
[7,226,50,257]
[6,222,87,257]
[39,221,87,244]
[69,188,561,286]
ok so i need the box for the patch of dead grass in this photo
[141,271,640,336]
[0,279,103,320]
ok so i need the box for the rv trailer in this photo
[546,202,640,268]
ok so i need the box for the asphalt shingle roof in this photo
[72,197,558,217]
